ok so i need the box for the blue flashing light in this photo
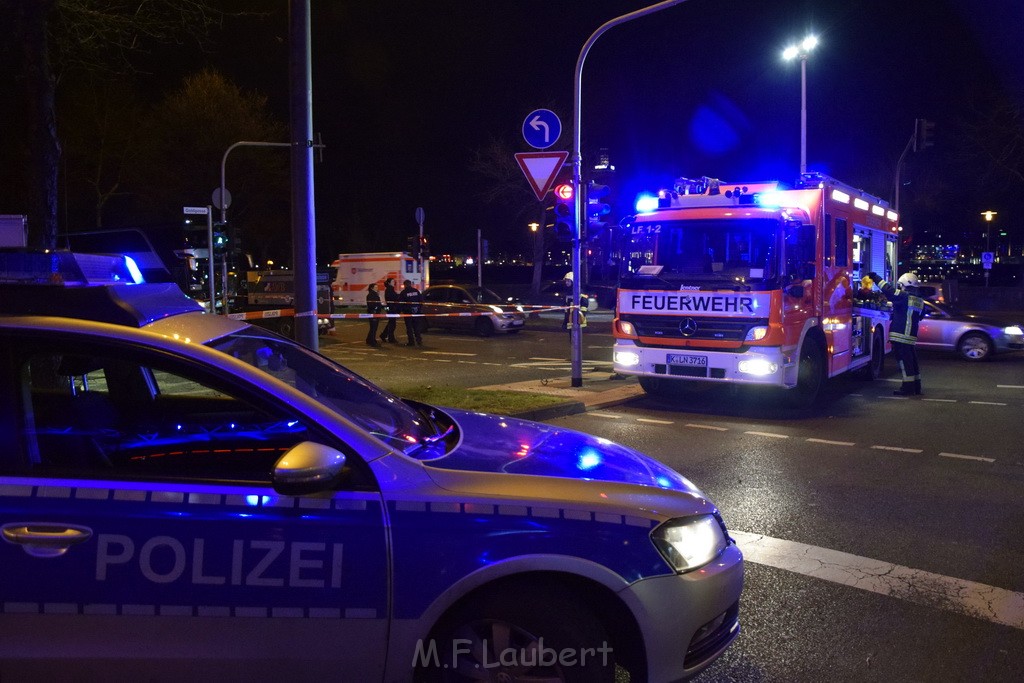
[577,450,602,471]
[124,255,145,284]
[635,194,659,213]
[754,192,785,208]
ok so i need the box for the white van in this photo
[330,252,428,306]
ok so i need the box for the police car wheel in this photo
[422,586,615,682]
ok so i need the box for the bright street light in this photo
[782,34,818,175]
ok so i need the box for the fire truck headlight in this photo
[745,325,768,341]
[738,358,778,376]
[614,350,640,367]
[651,515,728,573]
[617,320,636,336]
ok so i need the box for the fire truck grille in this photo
[625,315,767,342]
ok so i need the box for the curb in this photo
[511,400,587,421]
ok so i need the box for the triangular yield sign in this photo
[515,151,569,201]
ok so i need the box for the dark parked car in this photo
[917,300,1024,361]
[422,284,526,336]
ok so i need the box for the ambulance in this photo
[330,252,428,306]
[613,173,899,405]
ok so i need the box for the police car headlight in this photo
[614,350,640,367]
[745,325,768,341]
[1004,325,1023,336]
[738,358,778,376]
[489,305,503,314]
[651,515,728,573]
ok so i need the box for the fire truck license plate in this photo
[667,354,708,367]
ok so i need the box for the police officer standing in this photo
[365,282,383,347]
[380,277,399,343]
[869,271,925,396]
[398,279,423,346]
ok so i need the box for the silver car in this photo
[422,284,526,336]
[917,300,1024,361]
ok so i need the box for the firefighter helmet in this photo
[897,272,921,290]
[563,272,573,282]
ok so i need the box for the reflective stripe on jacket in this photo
[878,279,923,344]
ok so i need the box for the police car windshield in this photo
[207,328,430,447]
[628,219,780,289]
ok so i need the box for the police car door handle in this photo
[1,523,93,558]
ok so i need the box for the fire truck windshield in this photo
[626,218,781,290]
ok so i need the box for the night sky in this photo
[78,0,1024,260]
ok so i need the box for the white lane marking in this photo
[745,431,789,439]
[880,396,911,400]
[637,418,674,425]
[939,452,996,463]
[589,412,622,419]
[997,385,1024,389]
[732,530,1024,630]
[970,401,1007,406]
[529,357,567,361]
[923,398,956,403]
[423,351,477,357]
[685,423,728,431]
[871,445,923,453]
[806,438,856,446]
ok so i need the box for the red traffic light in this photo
[554,183,574,200]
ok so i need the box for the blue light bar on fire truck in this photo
[0,249,144,286]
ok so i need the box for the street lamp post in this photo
[981,211,997,288]
[782,35,818,176]
[571,0,689,387]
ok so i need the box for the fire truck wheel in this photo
[861,329,885,380]
[790,340,824,407]
[639,377,668,395]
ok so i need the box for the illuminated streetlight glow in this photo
[782,34,819,175]
[528,222,539,233]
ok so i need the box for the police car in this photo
[0,250,742,681]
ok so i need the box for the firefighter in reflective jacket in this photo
[562,272,588,331]
[869,271,925,396]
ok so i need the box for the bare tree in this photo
[469,136,552,293]
[130,68,288,263]
[2,0,234,248]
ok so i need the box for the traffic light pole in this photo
[571,0,688,387]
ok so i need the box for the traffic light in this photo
[914,118,935,151]
[586,182,611,219]
[212,222,229,253]
[419,235,429,258]
[407,236,420,259]
[553,182,575,242]
[586,182,611,240]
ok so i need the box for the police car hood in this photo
[422,408,704,497]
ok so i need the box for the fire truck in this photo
[613,173,899,405]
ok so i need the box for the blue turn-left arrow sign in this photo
[522,109,562,150]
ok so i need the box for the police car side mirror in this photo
[272,441,347,496]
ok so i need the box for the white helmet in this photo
[897,272,920,289]
[563,272,573,282]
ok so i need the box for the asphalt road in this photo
[324,312,1024,682]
